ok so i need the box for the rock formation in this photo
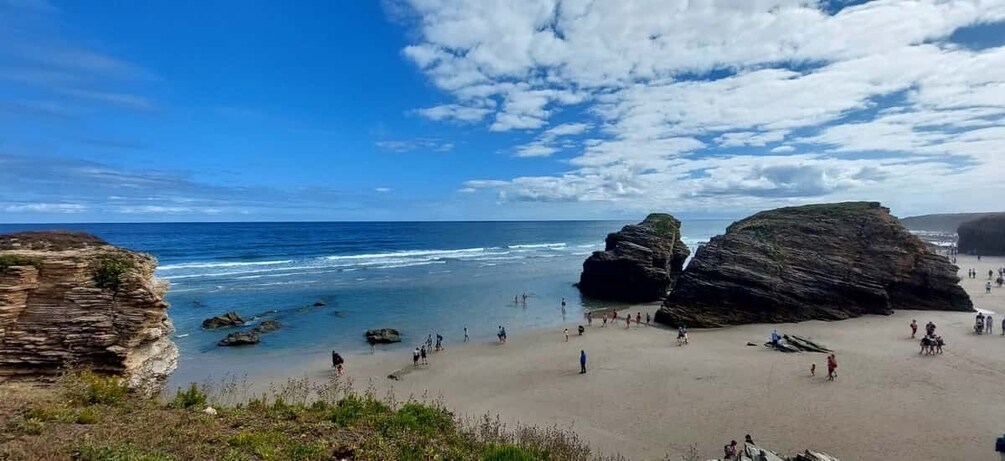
[202,311,246,329]
[656,202,972,328]
[0,231,177,392]
[252,319,280,333]
[218,331,260,346]
[578,213,690,302]
[365,328,400,344]
[957,214,1005,256]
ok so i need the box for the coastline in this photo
[209,254,1005,460]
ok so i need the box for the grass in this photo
[0,254,42,272]
[0,371,650,461]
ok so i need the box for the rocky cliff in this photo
[655,202,972,327]
[957,214,1005,256]
[578,213,690,302]
[0,232,177,392]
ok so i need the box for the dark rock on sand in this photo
[201,311,245,329]
[656,202,972,328]
[217,331,260,346]
[957,214,1005,256]
[252,320,280,333]
[365,328,401,344]
[578,213,690,302]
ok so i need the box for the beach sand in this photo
[256,254,1005,460]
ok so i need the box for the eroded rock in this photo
[218,331,260,346]
[365,328,400,344]
[201,311,245,329]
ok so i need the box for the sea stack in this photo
[578,213,690,302]
[655,202,972,328]
[0,232,178,393]
[957,214,1005,256]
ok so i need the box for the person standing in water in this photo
[561,297,566,309]
[463,326,469,342]
[579,350,587,374]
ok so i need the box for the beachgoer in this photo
[331,350,337,368]
[612,310,618,320]
[677,326,688,346]
[602,314,608,327]
[561,297,566,309]
[420,345,428,365]
[724,440,738,460]
[645,312,651,325]
[810,363,816,376]
[987,315,994,334]
[910,319,917,338]
[1001,317,1004,336]
[578,325,585,336]
[935,335,944,354]
[587,312,592,325]
[636,312,641,325]
[827,354,837,381]
[498,326,505,343]
[436,333,444,351]
[745,434,754,445]
[464,327,469,342]
[514,295,519,304]
[991,269,995,280]
[426,334,433,350]
[580,350,587,374]
[412,347,420,367]
[770,329,781,348]
[564,328,569,342]
[522,292,528,303]
[626,315,631,328]
[332,352,345,375]
[926,321,936,336]
[987,282,993,294]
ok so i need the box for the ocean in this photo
[0,220,731,388]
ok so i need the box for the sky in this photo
[1,0,1004,223]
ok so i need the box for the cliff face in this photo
[0,232,177,392]
[578,213,690,302]
[957,214,1005,256]
[655,202,972,328]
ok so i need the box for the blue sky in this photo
[1,0,1004,223]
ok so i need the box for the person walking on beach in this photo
[587,312,592,325]
[561,297,566,309]
[987,315,994,335]
[578,325,585,336]
[827,354,837,381]
[412,347,420,367]
[332,352,345,375]
[420,345,428,365]
[677,326,688,346]
[435,333,444,351]
[564,328,569,342]
[497,326,507,343]
[987,281,993,294]
[645,312,651,325]
[635,312,641,325]
[464,326,469,342]
[626,315,631,329]
[1000,316,1004,336]
[910,319,918,339]
[579,349,587,374]
[426,334,433,351]
[602,313,608,327]
[810,363,816,376]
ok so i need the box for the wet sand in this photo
[253,255,1005,460]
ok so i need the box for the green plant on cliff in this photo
[0,254,41,272]
[92,255,134,292]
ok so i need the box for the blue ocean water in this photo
[0,220,730,387]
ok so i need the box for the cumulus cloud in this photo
[398,0,1005,214]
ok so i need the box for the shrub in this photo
[481,444,542,461]
[92,255,134,291]
[67,370,129,405]
[169,382,208,409]
[0,254,41,272]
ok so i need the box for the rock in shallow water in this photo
[218,331,260,346]
[252,320,280,333]
[656,202,972,328]
[578,213,690,302]
[201,311,245,329]
[365,328,400,344]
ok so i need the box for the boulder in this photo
[365,328,401,344]
[201,311,245,329]
[957,214,1005,256]
[656,202,972,328]
[578,213,690,302]
[217,331,260,346]
[0,231,178,394]
[252,320,280,333]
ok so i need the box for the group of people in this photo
[912,319,946,355]
[723,435,769,460]
[973,312,1003,336]
[588,309,652,329]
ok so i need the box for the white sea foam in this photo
[508,243,566,249]
[159,259,292,271]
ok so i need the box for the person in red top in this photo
[910,319,918,338]
[827,354,837,381]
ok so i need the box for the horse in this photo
[920,336,935,355]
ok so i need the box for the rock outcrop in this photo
[578,213,690,302]
[957,214,1005,256]
[252,320,280,333]
[655,202,972,328]
[0,231,177,392]
[218,331,260,346]
[202,311,245,329]
[365,328,400,344]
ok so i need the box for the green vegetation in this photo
[0,254,41,272]
[641,213,682,238]
[0,372,636,461]
[92,255,134,292]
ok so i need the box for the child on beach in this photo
[910,319,917,338]
[811,363,816,376]
[564,328,569,342]
[827,354,837,381]
[645,312,651,325]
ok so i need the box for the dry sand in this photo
[261,255,1005,460]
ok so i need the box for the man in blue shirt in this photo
[580,350,587,374]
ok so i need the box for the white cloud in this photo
[375,139,454,152]
[400,0,1005,214]
[414,104,491,122]
[375,187,392,193]
[3,202,86,213]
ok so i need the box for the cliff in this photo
[957,214,1005,256]
[655,202,972,328]
[0,232,177,392]
[900,212,1002,233]
[578,213,690,302]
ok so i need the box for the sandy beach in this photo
[252,254,1005,460]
